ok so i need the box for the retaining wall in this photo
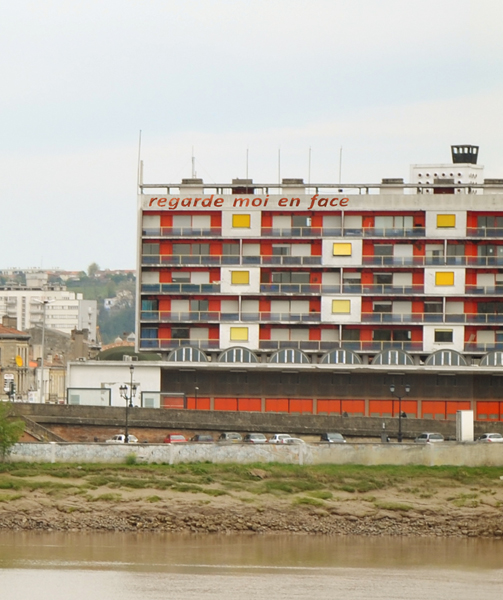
[9,441,503,467]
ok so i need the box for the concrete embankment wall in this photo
[9,442,503,467]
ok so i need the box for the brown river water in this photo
[0,532,502,600]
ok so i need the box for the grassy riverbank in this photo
[1,462,503,537]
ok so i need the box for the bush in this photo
[0,403,24,460]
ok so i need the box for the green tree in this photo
[87,262,100,278]
[0,403,24,459]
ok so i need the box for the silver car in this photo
[476,433,503,443]
[414,432,444,443]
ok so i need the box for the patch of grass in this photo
[125,454,137,466]
[305,490,333,500]
[0,493,23,502]
[202,488,227,497]
[146,495,162,503]
[172,483,203,493]
[90,493,122,502]
[293,496,325,507]
[448,493,480,508]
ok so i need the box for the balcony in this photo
[139,339,220,350]
[465,285,503,296]
[362,227,425,238]
[361,284,423,295]
[467,227,503,238]
[241,311,321,323]
[140,283,221,294]
[261,227,321,237]
[464,342,503,352]
[142,227,221,237]
[141,255,240,266]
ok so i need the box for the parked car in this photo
[268,434,292,444]
[163,433,187,443]
[105,434,139,444]
[243,433,268,444]
[476,433,503,443]
[414,432,444,443]
[320,432,347,444]
[283,437,306,445]
[218,432,243,442]
[190,434,214,442]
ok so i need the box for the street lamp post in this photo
[195,386,199,406]
[390,383,411,443]
[119,365,137,443]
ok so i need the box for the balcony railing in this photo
[142,227,221,237]
[465,285,503,295]
[140,311,321,323]
[139,339,220,350]
[467,227,503,238]
[360,284,423,295]
[261,226,321,237]
[362,227,425,238]
[363,255,503,267]
[141,283,221,294]
[361,312,503,324]
[259,283,339,294]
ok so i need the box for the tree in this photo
[0,403,24,459]
[87,262,100,278]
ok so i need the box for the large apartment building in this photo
[136,146,503,422]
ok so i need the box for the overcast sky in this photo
[1,0,502,272]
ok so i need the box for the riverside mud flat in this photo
[1,463,503,537]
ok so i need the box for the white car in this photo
[105,434,139,444]
[414,432,444,443]
[476,433,503,443]
[268,434,293,444]
[283,437,306,445]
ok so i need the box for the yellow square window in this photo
[332,299,351,314]
[437,214,456,228]
[333,243,352,256]
[232,214,251,228]
[231,270,250,285]
[435,272,454,286]
[230,327,248,341]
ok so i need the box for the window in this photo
[332,300,351,314]
[172,272,191,282]
[190,300,209,312]
[375,216,413,229]
[172,328,190,339]
[271,272,310,284]
[374,273,392,284]
[477,302,503,314]
[435,329,453,343]
[141,327,157,338]
[172,243,210,256]
[373,330,392,341]
[141,299,158,311]
[373,301,392,313]
[424,301,443,313]
[478,245,503,257]
[232,214,251,228]
[292,215,311,227]
[272,244,291,255]
[231,271,250,284]
[435,272,454,286]
[477,216,503,229]
[437,214,456,228]
[333,243,352,256]
[222,243,240,255]
[230,327,249,341]
[374,245,393,256]
[342,329,360,341]
[446,243,464,256]
[142,243,159,255]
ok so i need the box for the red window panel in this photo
[161,395,185,409]
[317,400,342,415]
[476,401,502,421]
[369,400,394,417]
[422,401,447,420]
[342,399,366,416]
[446,401,472,419]
[238,398,262,412]
[289,398,313,414]
[265,398,289,412]
[214,397,238,411]
[186,397,211,410]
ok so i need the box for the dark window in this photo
[141,327,157,339]
[172,328,190,340]
[478,245,503,257]
[393,330,411,341]
[478,302,503,314]
[272,272,309,283]
[272,245,290,255]
[447,244,465,256]
[478,216,503,228]
[373,301,392,313]
[173,243,190,255]
[141,299,158,311]
[342,329,360,341]
[373,330,392,341]
[434,330,453,342]
[424,302,443,313]
[374,273,393,284]
[374,245,393,256]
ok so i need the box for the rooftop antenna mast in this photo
[278,148,281,186]
[191,147,196,178]
[308,147,312,189]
